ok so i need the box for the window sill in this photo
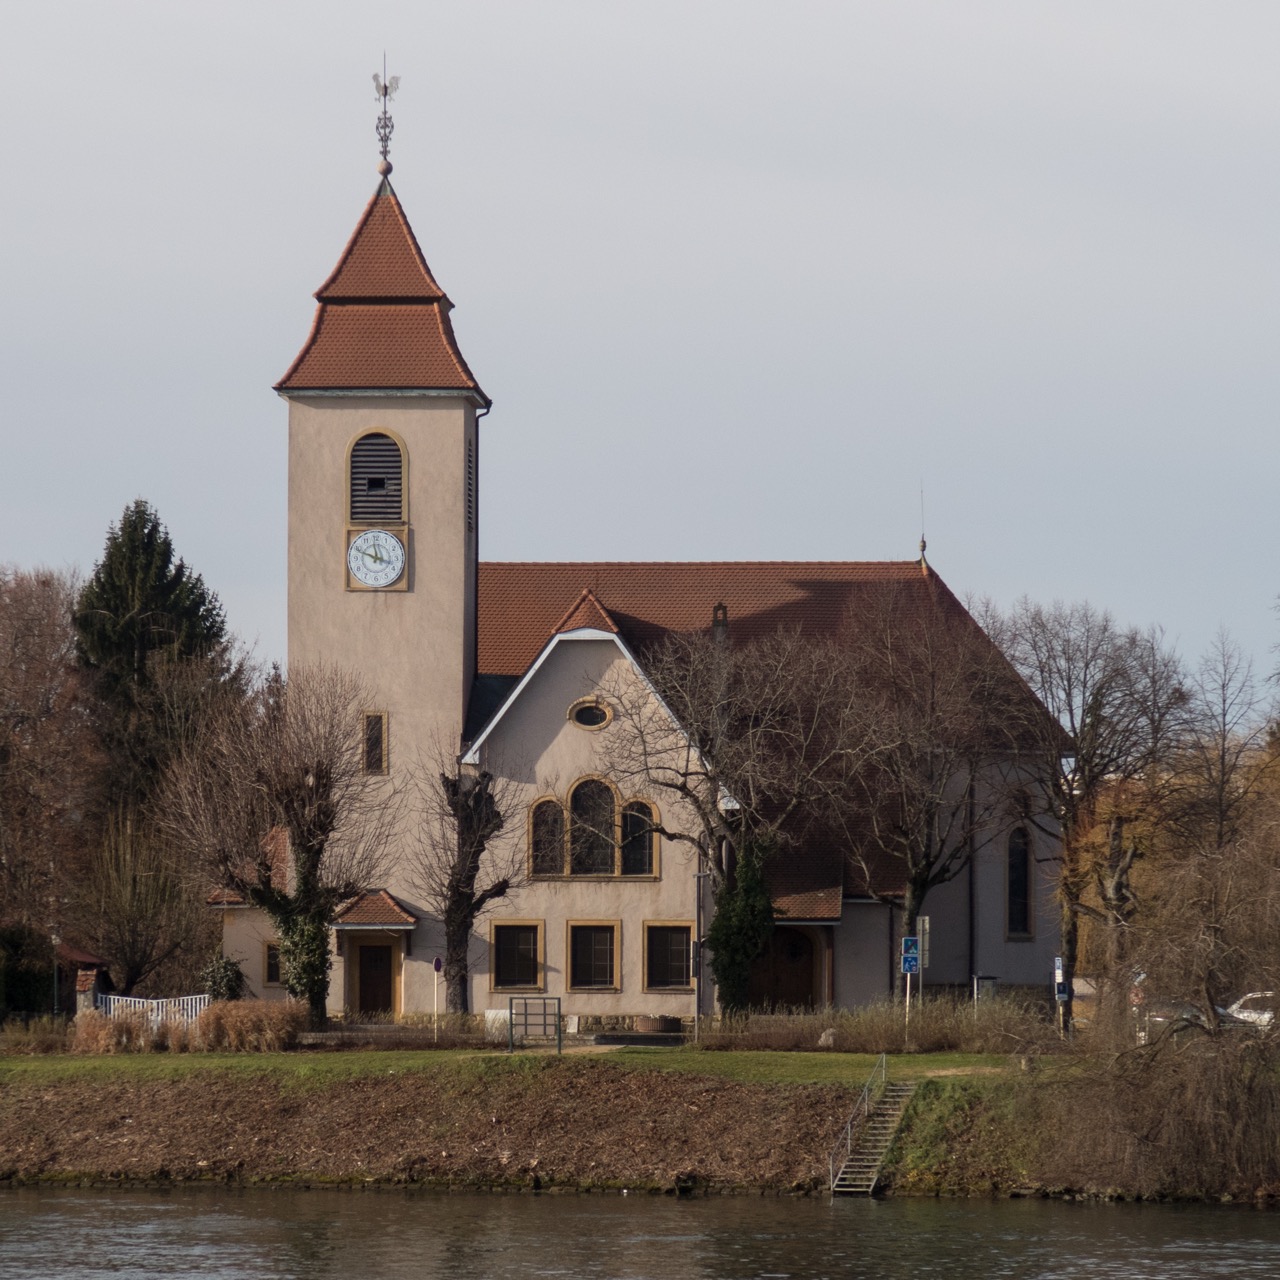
[530,874,659,882]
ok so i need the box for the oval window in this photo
[569,699,611,729]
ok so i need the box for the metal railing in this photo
[828,1052,887,1190]
[97,993,210,1027]
[508,996,562,1054]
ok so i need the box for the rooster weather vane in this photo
[373,60,400,174]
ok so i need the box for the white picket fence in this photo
[96,993,210,1027]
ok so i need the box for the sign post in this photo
[1054,955,1066,1038]
[901,936,920,1044]
[433,956,443,1043]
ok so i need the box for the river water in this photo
[5,1188,1280,1279]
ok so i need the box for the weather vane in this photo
[373,57,400,174]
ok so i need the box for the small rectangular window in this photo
[265,943,281,986]
[367,477,387,493]
[569,923,617,989]
[363,712,387,774]
[645,925,692,989]
[493,924,541,989]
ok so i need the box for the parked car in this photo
[1221,992,1279,1029]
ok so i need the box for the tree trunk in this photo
[444,908,472,1014]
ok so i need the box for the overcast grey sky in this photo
[2,3,1278,675]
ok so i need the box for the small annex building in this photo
[218,156,1062,1020]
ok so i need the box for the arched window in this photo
[569,780,616,875]
[621,801,655,876]
[530,800,565,876]
[1007,827,1032,936]
[350,432,405,524]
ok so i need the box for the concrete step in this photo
[831,1081,918,1197]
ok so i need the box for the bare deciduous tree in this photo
[0,567,97,937]
[604,624,875,1010]
[846,582,1039,990]
[161,664,400,1025]
[407,760,524,1014]
[990,598,1185,1025]
[80,805,206,995]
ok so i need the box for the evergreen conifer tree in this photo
[74,499,228,799]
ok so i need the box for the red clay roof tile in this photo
[477,560,938,678]
[316,183,445,300]
[551,588,620,637]
[276,181,487,400]
[334,888,417,927]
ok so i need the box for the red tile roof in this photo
[767,849,845,921]
[334,889,417,927]
[552,588,620,636]
[478,560,940,678]
[276,180,487,401]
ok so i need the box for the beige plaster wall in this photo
[465,635,705,1016]
[285,393,478,763]
[220,908,290,1003]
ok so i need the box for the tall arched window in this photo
[350,432,405,524]
[530,800,565,876]
[1007,827,1032,936]
[570,780,616,875]
[621,801,655,876]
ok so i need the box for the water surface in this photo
[5,1188,1280,1279]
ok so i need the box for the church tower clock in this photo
[276,147,489,759]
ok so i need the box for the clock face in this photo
[347,529,406,588]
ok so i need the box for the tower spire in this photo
[373,57,399,176]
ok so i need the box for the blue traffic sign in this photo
[902,936,920,958]
[901,954,920,975]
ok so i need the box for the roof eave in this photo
[275,386,491,408]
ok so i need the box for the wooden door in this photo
[358,944,394,1014]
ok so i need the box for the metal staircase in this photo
[830,1073,917,1196]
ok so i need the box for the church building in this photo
[219,147,1061,1021]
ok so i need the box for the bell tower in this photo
[276,132,489,758]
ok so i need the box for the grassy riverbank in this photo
[0,1050,869,1193]
[4,1040,1276,1199]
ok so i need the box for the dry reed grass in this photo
[194,999,307,1052]
[0,1015,72,1054]
[699,996,1059,1055]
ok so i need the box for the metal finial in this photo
[373,56,400,173]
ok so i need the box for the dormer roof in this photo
[551,588,620,637]
[276,179,489,403]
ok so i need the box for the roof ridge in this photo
[480,559,925,569]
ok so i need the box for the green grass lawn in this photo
[0,1045,1013,1089]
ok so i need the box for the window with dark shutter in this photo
[645,925,691,989]
[621,802,655,876]
[1008,827,1032,936]
[493,924,540,988]
[531,800,565,876]
[570,780,616,875]
[350,433,405,523]
[569,924,616,989]
[363,712,387,774]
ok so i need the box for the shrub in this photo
[193,999,307,1052]
[199,953,247,1003]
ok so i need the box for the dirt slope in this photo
[0,1058,856,1193]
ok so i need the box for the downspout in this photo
[966,774,976,982]
[463,401,490,752]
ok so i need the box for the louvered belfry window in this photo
[350,433,404,524]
